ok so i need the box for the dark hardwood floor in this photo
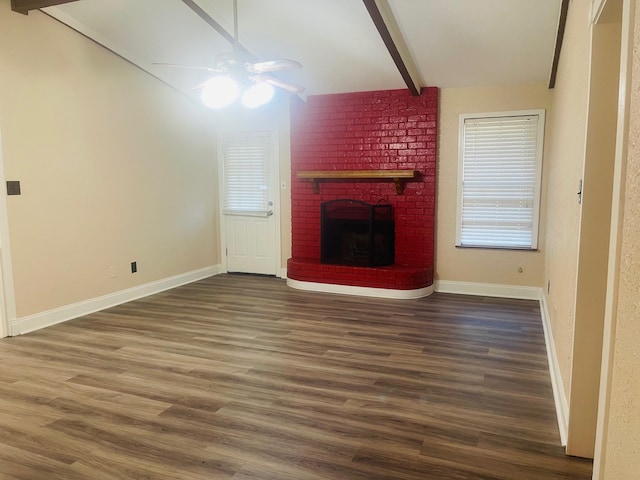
[0,274,592,479]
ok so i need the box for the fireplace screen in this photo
[321,199,394,267]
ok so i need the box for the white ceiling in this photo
[43,0,562,101]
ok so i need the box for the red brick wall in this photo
[289,87,438,287]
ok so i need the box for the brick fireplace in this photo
[287,87,438,297]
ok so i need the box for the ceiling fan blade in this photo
[253,74,304,94]
[192,79,212,90]
[152,62,221,73]
[246,59,302,74]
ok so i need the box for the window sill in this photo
[455,244,539,252]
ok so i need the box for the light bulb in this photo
[241,82,275,108]
[200,76,240,109]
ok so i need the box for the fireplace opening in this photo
[321,199,394,267]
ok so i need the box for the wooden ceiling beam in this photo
[548,0,570,89]
[181,0,252,58]
[362,0,423,96]
[11,0,79,15]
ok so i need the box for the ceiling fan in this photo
[155,0,304,108]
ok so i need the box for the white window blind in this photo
[457,112,544,249]
[223,132,271,216]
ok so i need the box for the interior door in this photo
[222,131,278,275]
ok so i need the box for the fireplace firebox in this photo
[321,199,394,267]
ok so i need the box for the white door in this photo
[221,131,278,275]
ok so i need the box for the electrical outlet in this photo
[131,261,137,273]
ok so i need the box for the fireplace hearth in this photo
[321,199,394,267]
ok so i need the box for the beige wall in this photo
[601,0,640,475]
[0,5,219,318]
[542,0,592,404]
[436,83,552,287]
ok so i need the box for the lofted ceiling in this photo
[27,0,563,101]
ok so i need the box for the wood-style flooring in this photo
[0,274,592,479]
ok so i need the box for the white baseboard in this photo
[279,267,287,279]
[10,265,222,336]
[286,278,433,299]
[539,293,569,446]
[434,280,541,300]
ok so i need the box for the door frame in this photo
[0,130,17,338]
[593,0,633,475]
[217,127,282,277]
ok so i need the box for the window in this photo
[457,110,544,249]
[222,131,272,216]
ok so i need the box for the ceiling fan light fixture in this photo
[200,76,240,109]
[241,82,275,108]
[158,0,304,106]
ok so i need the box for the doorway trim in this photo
[593,0,633,475]
[0,130,17,338]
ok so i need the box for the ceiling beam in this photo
[548,0,570,89]
[181,0,252,58]
[11,0,78,15]
[362,0,423,96]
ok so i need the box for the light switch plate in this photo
[6,181,21,196]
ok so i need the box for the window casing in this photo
[456,110,545,250]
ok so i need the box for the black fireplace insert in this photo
[321,199,394,267]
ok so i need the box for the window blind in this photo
[459,114,541,249]
[222,132,271,216]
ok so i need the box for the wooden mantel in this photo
[297,170,417,194]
